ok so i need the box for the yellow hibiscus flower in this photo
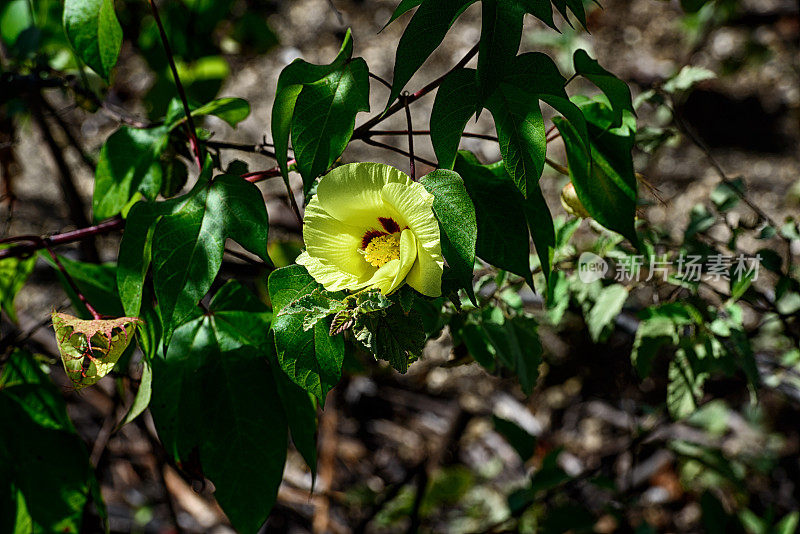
[296,162,444,296]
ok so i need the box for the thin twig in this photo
[313,392,338,534]
[29,98,99,262]
[224,247,270,267]
[136,418,186,534]
[204,139,277,159]
[240,162,303,225]
[285,179,305,227]
[148,0,202,168]
[369,129,499,142]
[326,0,344,24]
[241,168,282,183]
[668,101,784,235]
[353,462,426,533]
[0,217,124,261]
[40,240,102,319]
[353,44,479,137]
[358,138,437,168]
[90,395,121,466]
[369,72,393,90]
[406,470,429,534]
[402,94,416,180]
[545,157,570,176]
[40,96,96,170]
[546,131,561,143]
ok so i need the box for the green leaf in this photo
[116,356,152,429]
[272,350,318,476]
[0,350,102,533]
[519,0,556,29]
[486,52,587,197]
[631,318,677,378]
[0,0,34,47]
[573,49,634,128]
[506,52,590,150]
[388,0,476,106]
[356,290,393,314]
[166,97,251,129]
[292,57,370,191]
[40,253,124,317]
[0,349,49,389]
[116,161,271,334]
[776,512,800,534]
[393,285,417,314]
[160,156,189,198]
[151,173,271,340]
[586,284,628,342]
[271,29,355,184]
[553,97,638,245]
[477,0,524,107]
[679,0,708,13]
[63,0,122,80]
[0,247,35,323]
[93,125,170,221]
[454,152,533,286]
[493,415,536,460]
[279,289,348,331]
[486,82,546,197]
[353,304,426,373]
[662,65,716,94]
[667,347,707,420]
[430,68,478,170]
[483,316,542,394]
[269,266,345,402]
[710,177,743,212]
[420,169,478,303]
[383,0,425,28]
[117,199,180,318]
[51,312,141,389]
[551,0,588,27]
[522,184,556,288]
[150,310,287,534]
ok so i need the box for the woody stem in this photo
[42,240,102,320]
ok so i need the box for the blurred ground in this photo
[2,0,799,532]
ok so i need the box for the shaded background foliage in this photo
[1,0,799,532]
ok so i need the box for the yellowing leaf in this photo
[51,312,141,389]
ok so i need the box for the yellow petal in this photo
[380,182,439,251]
[406,246,443,297]
[360,229,417,295]
[303,195,373,281]
[381,182,443,296]
[296,252,368,291]
[316,162,411,228]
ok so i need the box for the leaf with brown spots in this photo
[51,312,141,389]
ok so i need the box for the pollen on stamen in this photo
[362,232,401,268]
[361,229,387,248]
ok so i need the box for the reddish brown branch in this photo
[358,138,437,168]
[240,161,303,226]
[0,217,123,261]
[353,44,479,138]
[369,129,499,142]
[205,140,277,159]
[148,0,202,168]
